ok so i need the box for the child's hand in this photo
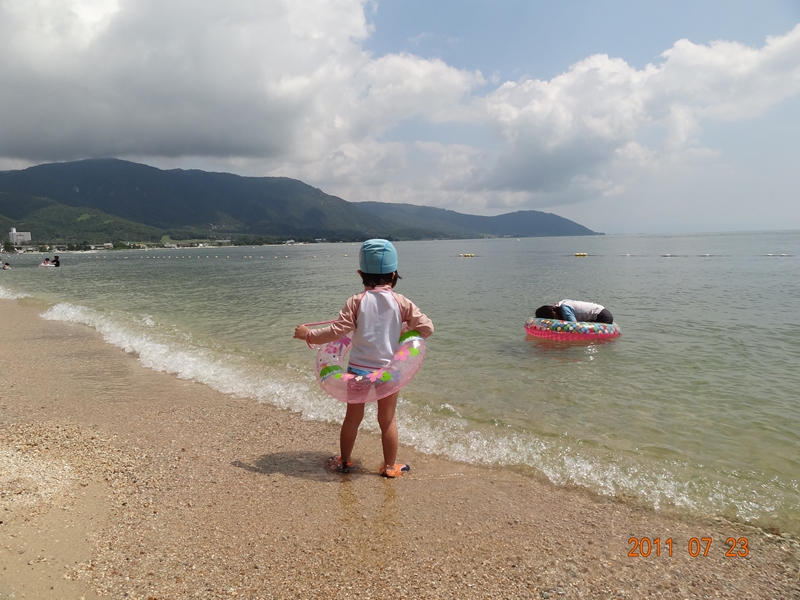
[294,324,310,340]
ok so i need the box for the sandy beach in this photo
[1,298,798,599]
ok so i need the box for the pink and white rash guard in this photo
[306,285,434,370]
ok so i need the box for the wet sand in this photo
[1,299,798,599]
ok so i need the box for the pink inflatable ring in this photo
[525,317,621,340]
[314,330,427,403]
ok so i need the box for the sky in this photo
[1,0,799,234]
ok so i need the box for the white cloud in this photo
[0,0,481,164]
[2,0,121,54]
[476,24,800,205]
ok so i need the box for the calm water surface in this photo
[2,231,799,533]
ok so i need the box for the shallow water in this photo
[3,231,799,533]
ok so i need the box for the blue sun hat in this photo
[359,239,398,274]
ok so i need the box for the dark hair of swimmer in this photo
[359,270,401,289]
[535,305,563,319]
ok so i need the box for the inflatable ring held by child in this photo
[525,317,621,340]
[315,330,427,403]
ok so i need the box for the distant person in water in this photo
[2,263,9,270]
[535,300,614,324]
[52,255,60,267]
[39,258,54,267]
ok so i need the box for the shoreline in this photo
[1,298,799,598]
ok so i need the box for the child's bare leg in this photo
[376,392,400,467]
[340,402,365,463]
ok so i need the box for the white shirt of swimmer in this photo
[556,299,605,322]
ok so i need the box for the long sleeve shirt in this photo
[556,299,605,322]
[307,286,434,369]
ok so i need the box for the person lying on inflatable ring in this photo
[535,299,614,324]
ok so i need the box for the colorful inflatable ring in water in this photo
[314,330,426,403]
[525,317,621,340]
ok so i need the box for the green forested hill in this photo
[355,202,597,237]
[0,191,164,245]
[0,160,402,241]
[0,159,601,243]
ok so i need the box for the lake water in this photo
[2,231,799,534]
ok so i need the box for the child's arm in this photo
[559,304,577,322]
[293,324,311,340]
[394,294,434,338]
[296,294,360,345]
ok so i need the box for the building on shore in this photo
[9,228,32,246]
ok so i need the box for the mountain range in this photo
[0,159,600,244]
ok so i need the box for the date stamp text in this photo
[627,537,749,558]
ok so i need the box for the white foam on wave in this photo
[0,285,29,300]
[41,303,344,425]
[397,405,788,527]
[400,410,689,506]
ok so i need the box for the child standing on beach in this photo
[294,239,433,478]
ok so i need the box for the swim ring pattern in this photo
[525,317,621,340]
[314,330,426,403]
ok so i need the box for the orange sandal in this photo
[379,463,410,478]
[328,456,354,473]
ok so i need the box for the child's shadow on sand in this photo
[232,451,364,481]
